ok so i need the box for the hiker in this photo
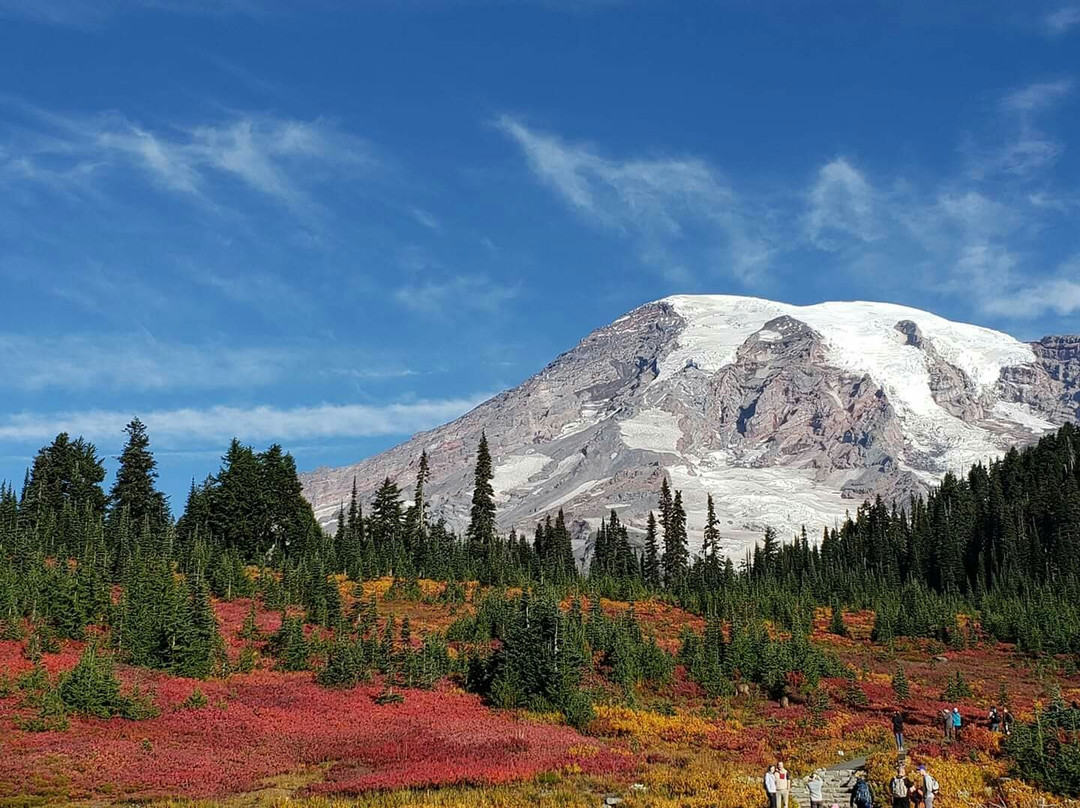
[806,769,825,808]
[909,772,925,808]
[941,707,953,740]
[988,705,1000,733]
[1003,707,1014,735]
[917,764,940,808]
[776,761,791,808]
[892,710,905,750]
[764,764,778,808]
[952,707,963,741]
[889,766,912,808]
[850,772,874,808]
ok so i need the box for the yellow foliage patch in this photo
[590,705,714,744]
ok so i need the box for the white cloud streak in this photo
[0,0,263,27]
[394,275,519,315]
[804,158,878,249]
[1044,5,1080,35]
[0,396,490,445]
[496,115,771,282]
[0,104,373,214]
[982,256,1080,318]
[500,94,1079,319]
[0,334,419,392]
[0,335,292,391]
[966,79,1074,179]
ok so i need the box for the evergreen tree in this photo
[643,511,661,589]
[828,601,848,637]
[662,490,689,588]
[21,434,107,530]
[703,493,720,560]
[892,665,911,701]
[466,435,496,551]
[107,418,170,537]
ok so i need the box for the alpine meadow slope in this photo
[301,295,1079,558]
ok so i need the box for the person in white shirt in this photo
[764,764,778,808]
[776,761,791,808]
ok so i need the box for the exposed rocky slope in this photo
[301,296,1079,558]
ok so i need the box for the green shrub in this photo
[829,603,849,638]
[808,687,830,728]
[1005,698,1080,797]
[561,689,594,731]
[843,669,869,707]
[374,687,405,705]
[58,642,159,720]
[236,645,257,674]
[271,614,310,672]
[317,636,363,688]
[238,600,261,640]
[179,687,209,710]
[16,686,68,732]
[942,671,973,702]
[892,665,911,701]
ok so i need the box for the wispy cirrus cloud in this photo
[0,396,490,445]
[982,257,1080,318]
[964,79,1074,180]
[0,102,374,215]
[496,114,772,283]
[0,333,419,392]
[394,274,519,315]
[0,0,265,27]
[803,158,879,249]
[1043,5,1080,35]
[0,334,294,392]
[499,78,1078,320]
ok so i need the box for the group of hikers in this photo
[763,703,1015,808]
[882,765,941,808]
[935,704,1013,742]
[764,764,939,808]
[892,705,1013,750]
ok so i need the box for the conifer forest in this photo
[2,419,1080,806]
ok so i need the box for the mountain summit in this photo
[301,295,1079,557]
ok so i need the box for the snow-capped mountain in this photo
[300,295,1079,557]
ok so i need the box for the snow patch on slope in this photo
[618,408,683,453]
[492,454,550,498]
[668,455,851,552]
[541,478,611,513]
[990,402,1058,433]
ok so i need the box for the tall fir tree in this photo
[643,511,661,588]
[466,434,496,550]
[662,490,689,588]
[107,418,169,537]
[703,493,720,560]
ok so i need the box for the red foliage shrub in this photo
[0,662,632,802]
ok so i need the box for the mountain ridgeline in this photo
[301,295,1079,559]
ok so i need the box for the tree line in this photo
[3,419,1080,673]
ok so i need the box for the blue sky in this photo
[1,0,1078,511]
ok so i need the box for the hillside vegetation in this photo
[2,421,1080,806]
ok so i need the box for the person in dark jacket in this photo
[892,710,905,750]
